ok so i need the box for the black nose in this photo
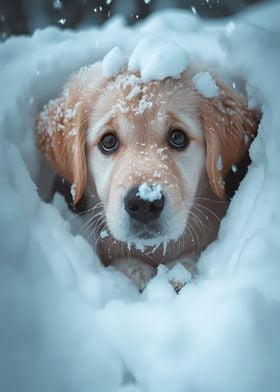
[125,185,165,224]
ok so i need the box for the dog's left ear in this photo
[37,78,88,205]
[199,77,260,199]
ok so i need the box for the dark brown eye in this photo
[168,129,189,150]
[99,133,119,154]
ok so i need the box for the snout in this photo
[106,180,188,246]
[125,184,165,224]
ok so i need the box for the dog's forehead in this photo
[107,72,192,112]
[101,73,175,115]
[87,70,202,143]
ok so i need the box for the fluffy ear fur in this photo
[37,76,88,205]
[199,77,260,199]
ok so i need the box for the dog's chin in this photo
[136,231,160,240]
[109,226,170,249]
[116,229,178,250]
[127,233,170,250]
[107,214,187,250]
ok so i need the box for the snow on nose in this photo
[125,183,164,224]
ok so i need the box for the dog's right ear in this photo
[37,75,89,205]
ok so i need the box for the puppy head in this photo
[86,70,209,246]
[37,64,259,247]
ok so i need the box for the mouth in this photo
[135,230,162,240]
[126,222,170,249]
[129,219,164,239]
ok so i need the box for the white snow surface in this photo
[128,37,189,82]
[101,46,127,77]
[192,71,219,98]
[136,182,162,202]
[1,3,280,391]
[168,262,192,284]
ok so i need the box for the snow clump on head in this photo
[192,71,219,98]
[128,37,189,82]
[136,183,162,202]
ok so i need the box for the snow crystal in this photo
[192,71,219,98]
[244,134,249,144]
[102,46,127,78]
[113,99,129,113]
[110,73,156,114]
[126,84,141,100]
[137,95,153,113]
[70,183,76,201]
[58,18,66,25]
[68,128,77,137]
[153,170,161,178]
[216,155,223,172]
[116,73,140,89]
[128,37,189,82]
[191,6,197,15]
[100,229,109,239]
[136,183,162,202]
[53,0,63,10]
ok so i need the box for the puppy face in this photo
[87,72,205,246]
[37,63,259,248]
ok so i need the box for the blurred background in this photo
[0,0,270,41]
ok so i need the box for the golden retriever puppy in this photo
[37,62,259,290]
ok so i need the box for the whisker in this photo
[192,196,228,205]
[87,214,107,242]
[192,203,222,223]
[78,202,109,237]
[188,210,210,235]
[186,221,195,256]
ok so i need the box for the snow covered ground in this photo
[1,2,280,391]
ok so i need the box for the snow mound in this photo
[128,37,189,82]
[102,46,127,77]
[1,3,280,391]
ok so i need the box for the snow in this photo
[136,182,162,202]
[192,71,219,98]
[100,229,109,239]
[1,2,280,391]
[70,183,76,201]
[53,0,63,10]
[216,155,223,172]
[107,72,156,114]
[58,18,66,25]
[101,46,127,78]
[137,95,153,113]
[128,37,189,82]
[144,265,176,301]
[168,262,192,284]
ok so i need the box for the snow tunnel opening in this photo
[32,70,261,279]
